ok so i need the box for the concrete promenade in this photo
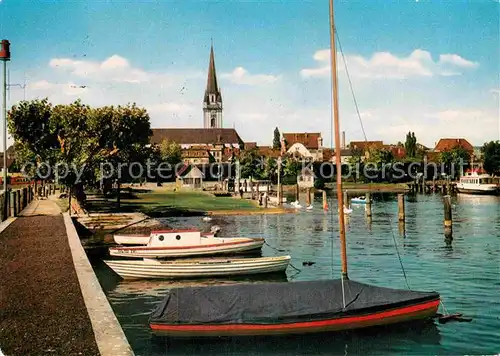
[0,197,133,356]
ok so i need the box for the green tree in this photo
[272,127,281,150]
[404,131,417,158]
[440,146,470,179]
[8,99,152,205]
[263,157,277,182]
[481,140,500,175]
[239,148,264,179]
[159,139,182,165]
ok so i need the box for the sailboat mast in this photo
[329,0,348,279]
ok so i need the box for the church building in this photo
[150,44,243,164]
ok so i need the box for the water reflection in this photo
[151,322,441,356]
[92,193,500,355]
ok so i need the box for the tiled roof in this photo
[349,141,384,151]
[244,142,257,149]
[151,128,243,146]
[256,146,281,158]
[283,132,322,150]
[434,138,474,153]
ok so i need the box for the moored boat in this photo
[149,279,440,336]
[109,229,264,258]
[148,0,441,338]
[104,255,290,280]
[456,169,499,195]
[113,230,217,245]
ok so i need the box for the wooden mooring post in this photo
[443,195,453,242]
[398,193,405,222]
[343,190,348,207]
[295,184,300,202]
[322,190,328,211]
[365,192,372,217]
[306,188,311,206]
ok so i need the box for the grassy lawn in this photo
[131,191,258,212]
[86,189,261,216]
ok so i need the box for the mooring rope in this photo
[264,240,302,276]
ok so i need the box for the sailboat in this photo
[148,0,440,337]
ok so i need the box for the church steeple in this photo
[203,43,223,128]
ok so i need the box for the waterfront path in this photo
[0,197,133,356]
[0,198,100,355]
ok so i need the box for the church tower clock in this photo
[203,44,223,128]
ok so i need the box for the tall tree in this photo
[481,140,500,175]
[8,99,152,205]
[404,131,417,158]
[272,127,281,150]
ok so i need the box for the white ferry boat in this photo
[457,169,499,195]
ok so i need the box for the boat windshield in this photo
[480,178,492,184]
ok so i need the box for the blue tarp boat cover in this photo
[149,279,439,325]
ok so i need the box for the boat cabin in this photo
[148,229,206,247]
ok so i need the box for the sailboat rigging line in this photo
[334,18,411,290]
[263,241,302,275]
[335,30,368,142]
[388,213,411,289]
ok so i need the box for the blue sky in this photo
[1,0,499,148]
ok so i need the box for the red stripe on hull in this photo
[150,299,440,337]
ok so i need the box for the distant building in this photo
[150,45,248,164]
[433,138,474,155]
[151,128,243,163]
[324,148,352,164]
[283,132,323,161]
[176,164,204,190]
[203,45,223,129]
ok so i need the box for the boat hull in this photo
[104,256,290,280]
[457,187,499,195]
[109,238,264,258]
[150,298,439,337]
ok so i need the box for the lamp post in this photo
[0,40,11,200]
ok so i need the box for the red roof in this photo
[434,138,474,153]
[244,142,257,149]
[256,146,281,158]
[283,133,322,150]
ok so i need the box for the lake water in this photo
[91,192,500,355]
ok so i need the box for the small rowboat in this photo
[104,256,291,280]
[109,229,264,258]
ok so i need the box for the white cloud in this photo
[49,54,150,83]
[300,49,478,79]
[438,54,478,68]
[221,67,279,85]
[147,102,194,115]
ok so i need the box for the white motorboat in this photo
[114,226,220,245]
[104,255,291,280]
[109,229,265,258]
[343,205,352,214]
[457,170,499,195]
